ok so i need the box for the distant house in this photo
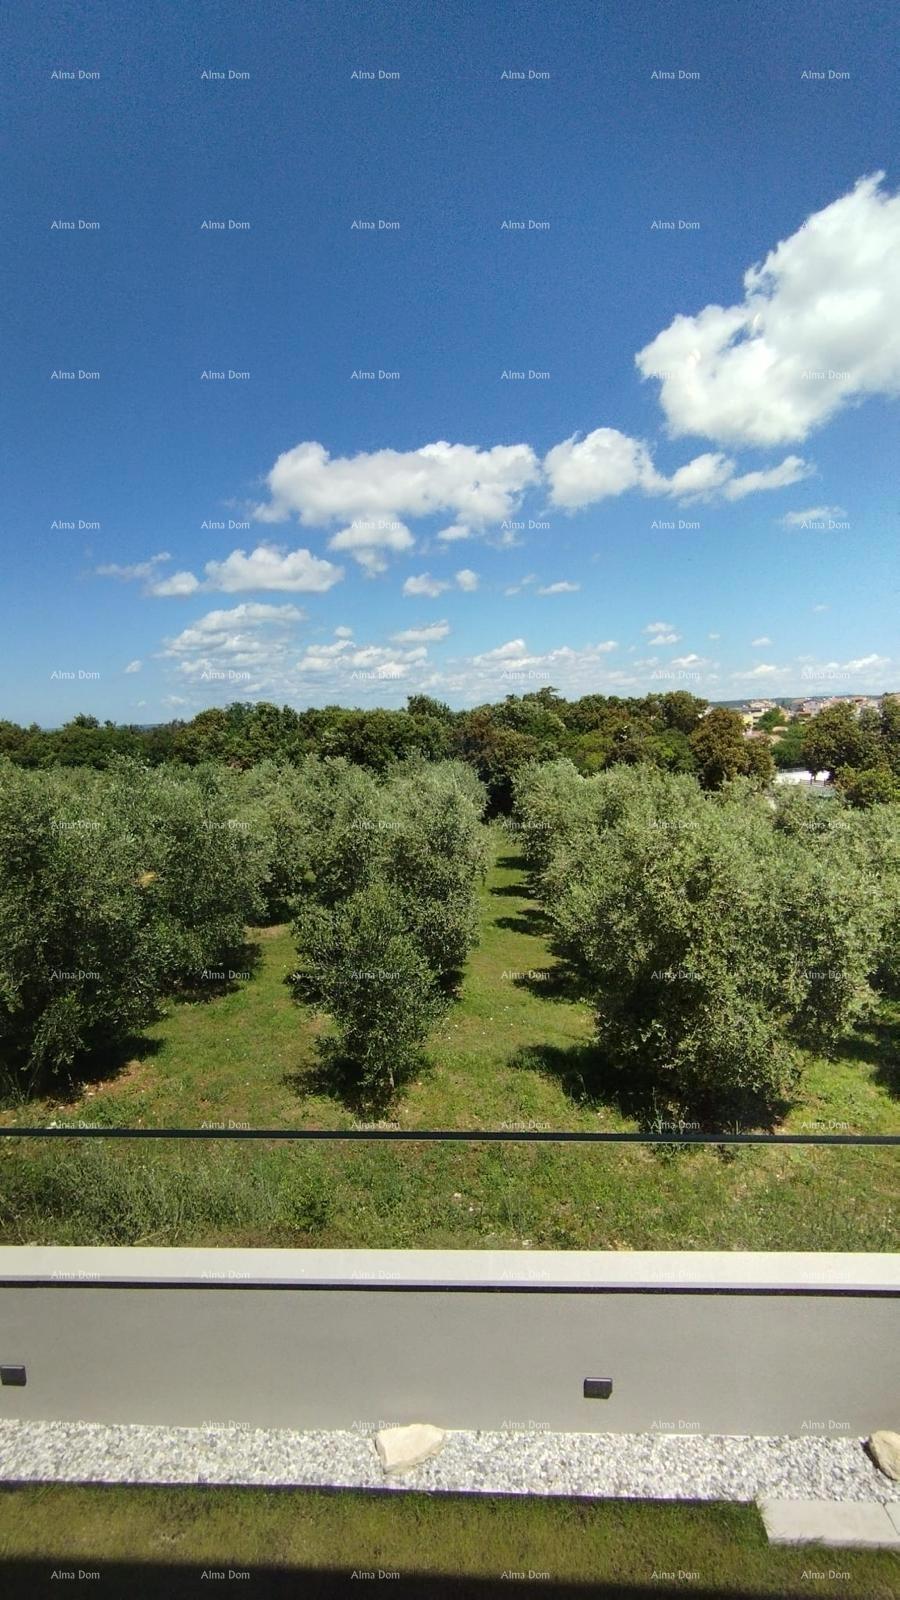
[774,768,832,790]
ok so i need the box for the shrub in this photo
[107,761,267,989]
[0,761,158,1084]
[379,761,488,983]
[295,879,443,1099]
[519,764,883,1122]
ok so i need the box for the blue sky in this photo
[5,0,899,723]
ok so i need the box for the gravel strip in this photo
[1,1421,897,1502]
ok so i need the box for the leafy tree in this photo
[294,880,443,1100]
[834,766,900,808]
[688,708,756,789]
[520,764,882,1123]
[0,762,158,1084]
[801,703,876,777]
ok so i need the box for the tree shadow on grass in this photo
[508,1040,792,1136]
[166,938,263,1004]
[510,962,586,1004]
[493,909,550,937]
[831,1008,900,1099]
[283,1039,422,1121]
[0,1034,165,1113]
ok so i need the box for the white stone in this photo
[374,1423,446,1474]
[759,1497,900,1548]
[869,1431,900,1480]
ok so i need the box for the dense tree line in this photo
[4,693,897,808]
[513,761,900,1123]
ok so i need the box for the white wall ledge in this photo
[0,1247,898,1292]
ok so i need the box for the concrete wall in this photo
[1,1249,897,1436]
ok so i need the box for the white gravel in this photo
[1,1420,898,1502]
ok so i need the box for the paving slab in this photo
[759,1497,900,1548]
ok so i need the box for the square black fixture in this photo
[0,1366,26,1387]
[583,1376,613,1399]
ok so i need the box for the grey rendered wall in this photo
[1,1249,897,1436]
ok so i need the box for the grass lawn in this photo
[1,1485,898,1598]
[0,829,896,1251]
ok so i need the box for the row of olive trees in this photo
[513,760,899,1122]
[0,754,489,1100]
[279,759,489,1099]
[0,759,267,1087]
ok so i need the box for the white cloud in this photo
[436,523,471,542]
[720,455,811,500]
[160,602,308,697]
[204,544,344,593]
[327,519,414,574]
[150,570,201,596]
[708,631,721,640]
[254,439,541,528]
[391,620,451,643]
[636,173,900,445]
[644,621,681,645]
[670,653,707,669]
[124,660,142,674]
[537,580,580,594]
[455,568,479,591]
[474,639,530,663]
[403,573,450,598]
[96,552,170,581]
[751,636,772,646]
[780,504,846,527]
[504,573,537,596]
[335,625,354,638]
[544,428,659,508]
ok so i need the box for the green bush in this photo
[517,764,884,1121]
[0,761,158,1083]
[290,758,487,1093]
[296,879,443,1099]
[106,761,267,989]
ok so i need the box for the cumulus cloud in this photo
[537,580,580,594]
[721,456,811,500]
[327,519,414,575]
[403,573,449,598]
[544,428,659,508]
[391,620,451,643]
[96,553,171,581]
[436,523,471,542]
[636,173,900,445]
[99,545,341,597]
[149,570,201,596]
[780,504,846,527]
[162,604,305,685]
[644,621,681,645]
[254,439,541,528]
[751,636,772,646]
[543,429,809,510]
[455,568,479,591]
[204,544,344,592]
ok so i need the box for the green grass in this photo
[3,828,898,1137]
[1,1486,898,1597]
[0,829,896,1251]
